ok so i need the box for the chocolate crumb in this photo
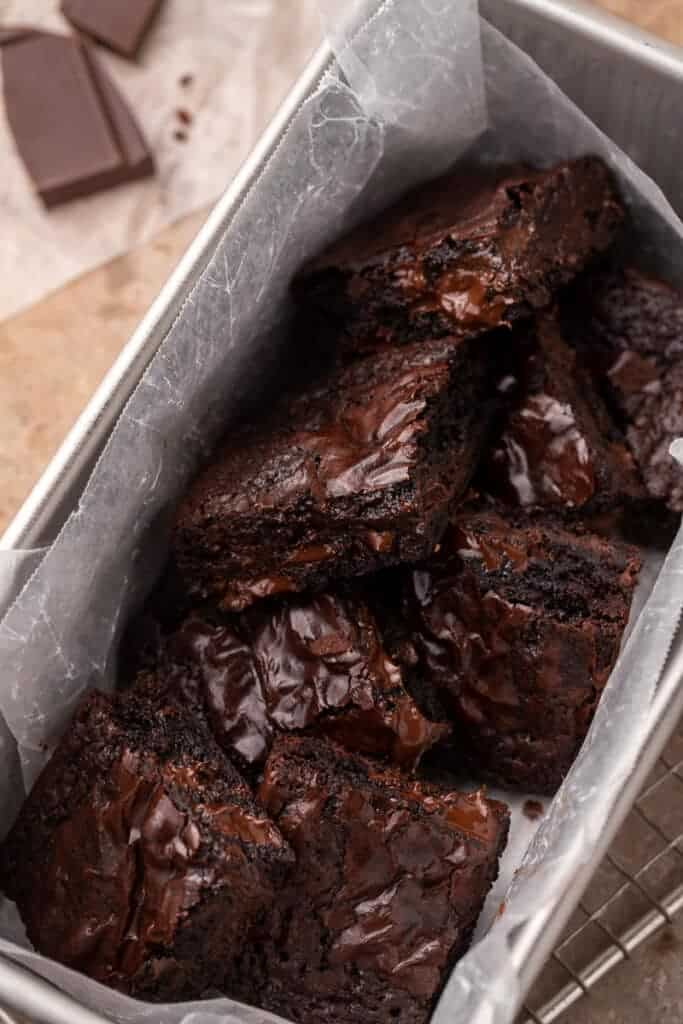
[176,108,192,125]
[179,73,194,88]
[657,927,679,953]
[174,130,188,143]
[523,799,544,821]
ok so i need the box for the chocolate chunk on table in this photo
[126,589,450,772]
[564,266,683,511]
[0,26,35,45]
[477,313,644,514]
[388,500,641,793]
[61,0,164,60]
[1,31,153,207]
[229,735,509,1024]
[0,689,293,1000]
[172,334,497,610]
[295,157,623,353]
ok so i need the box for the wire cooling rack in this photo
[517,718,683,1023]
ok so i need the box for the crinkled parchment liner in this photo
[0,3,682,1023]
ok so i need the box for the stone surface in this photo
[0,208,206,533]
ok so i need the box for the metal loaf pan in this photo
[0,3,682,1023]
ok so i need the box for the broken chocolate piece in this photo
[61,0,164,60]
[2,31,154,207]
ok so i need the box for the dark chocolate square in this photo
[61,0,163,59]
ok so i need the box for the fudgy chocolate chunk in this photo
[172,336,495,610]
[392,503,641,793]
[295,158,623,353]
[564,267,683,510]
[477,314,644,513]
[129,590,449,772]
[0,690,293,1000]
[230,735,509,1024]
[2,31,153,207]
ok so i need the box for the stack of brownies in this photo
[2,155,682,1024]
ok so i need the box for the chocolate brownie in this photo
[295,158,623,353]
[144,590,449,772]
[0,690,293,1000]
[563,266,683,510]
[477,314,644,513]
[172,335,495,610]
[391,503,641,793]
[230,735,509,1024]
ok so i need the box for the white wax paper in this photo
[0,2,682,1023]
[0,0,322,320]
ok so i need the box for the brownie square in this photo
[295,158,623,353]
[477,314,644,513]
[390,502,641,793]
[0,690,293,1001]
[139,589,449,773]
[172,335,495,610]
[230,735,509,1024]
[563,266,683,510]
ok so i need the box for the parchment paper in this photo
[0,0,323,320]
[0,2,682,1023]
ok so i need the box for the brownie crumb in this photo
[174,129,188,142]
[523,799,545,820]
[179,72,194,87]
[656,927,679,953]
[176,108,192,125]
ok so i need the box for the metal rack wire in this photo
[517,720,683,1023]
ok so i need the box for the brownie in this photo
[140,590,450,772]
[390,503,641,793]
[477,313,644,513]
[563,266,683,510]
[172,335,496,610]
[230,735,509,1024]
[295,158,623,353]
[0,690,293,1001]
